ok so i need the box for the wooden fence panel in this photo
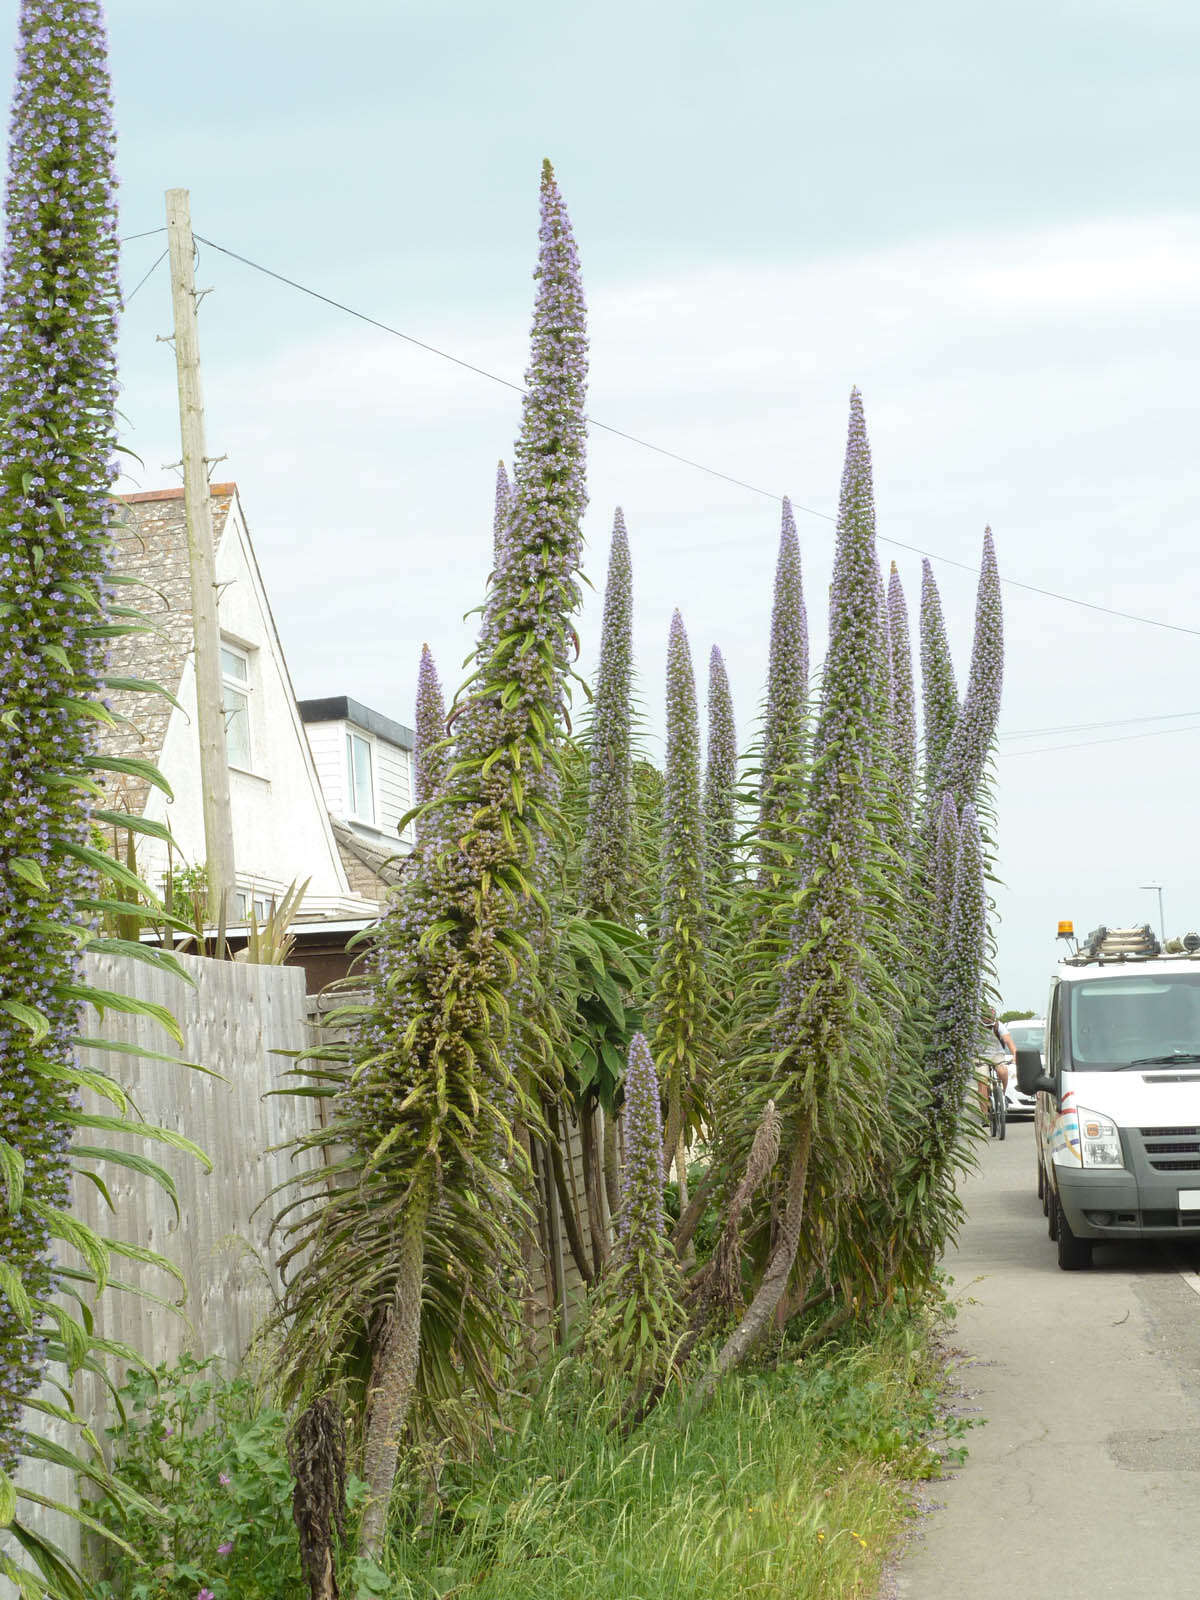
[2,950,322,1592]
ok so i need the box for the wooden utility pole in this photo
[165,187,236,923]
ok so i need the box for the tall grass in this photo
[378,1304,964,1599]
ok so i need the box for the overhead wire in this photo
[123,247,167,305]
[999,708,1200,740]
[119,226,166,243]
[190,233,1200,643]
[998,721,1200,758]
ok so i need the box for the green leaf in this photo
[0,1000,48,1044]
[65,1112,211,1172]
[62,984,184,1046]
[0,1263,33,1328]
[9,857,49,894]
[0,1141,26,1214]
[82,753,173,799]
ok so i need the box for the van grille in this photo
[1139,1128,1200,1171]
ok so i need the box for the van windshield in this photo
[1068,974,1200,1070]
[1008,1022,1044,1052]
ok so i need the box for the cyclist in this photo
[977,1006,1015,1119]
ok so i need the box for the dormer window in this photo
[221,641,252,769]
[346,729,375,823]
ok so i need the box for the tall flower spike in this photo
[615,1032,667,1251]
[284,161,590,1560]
[703,644,737,916]
[714,391,881,1375]
[938,529,1003,815]
[413,644,446,815]
[491,459,510,569]
[759,495,809,864]
[887,563,917,833]
[931,791,960,952]
[0,0,120,1469]
[919,558,958,800]
[928,802,987,1130]
[653,609,714,1170]
[580,509,634,921]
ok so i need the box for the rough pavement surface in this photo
[894,1123,1200,1600]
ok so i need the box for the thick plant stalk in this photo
[602,1113,621,1220]
[579,1099,609,1268]
[288,1394,348,1600]
[358,1177,430,1556]
[543,1094,596,1284]
[705,1099,781,1311]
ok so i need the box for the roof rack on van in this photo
[1064,924,1162,966]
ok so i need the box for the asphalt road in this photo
[895,1119,1200,1600]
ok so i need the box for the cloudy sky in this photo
[22,0,1200,1005]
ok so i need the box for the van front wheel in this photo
[1055,1194,1092,1271]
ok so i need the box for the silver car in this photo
[1004,1019,1045,1117]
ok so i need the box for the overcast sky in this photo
[17,0,1200,1007]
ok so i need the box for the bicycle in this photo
[987,1061,1007,1141]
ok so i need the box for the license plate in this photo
[1178,1191,1200,1210]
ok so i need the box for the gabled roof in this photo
[328,815,409,896]
[104,484,237,814]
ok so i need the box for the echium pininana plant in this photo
[413,643,446,815]
[937,528,1003,816]
[757,495,809,875]
[703,644,737,921]
[712,390,883,1376]
[652,609,715,1177]
[925,802,986,1155]
[0,0,119,1475]
[269,160,588,1561]
[887,563,917,837]
[589,1033,683,1388]
[580,509,633,922]
[919,558,958,805]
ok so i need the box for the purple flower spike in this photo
[886,563,917,831]
[927,803,987,1126]
[652,610,714,1163]
[581,509,633,920]
[919,558,958,802]
[413,644,446,817]
[0,0,122,1470]
[759,495,809,863]
[703,644,737,912]
[938,529,1004,814]
[931,790,959,952]
[776,390,880,1076]
[615,1032,666,1252]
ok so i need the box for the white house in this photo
[297,697,416,899]
[101,483,378,922]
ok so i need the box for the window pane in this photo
[223,682,251,767]
[348,731,374,821]
[221,645,248,681]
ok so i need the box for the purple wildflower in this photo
[937,529,1004,815]
[919,558,958,802]
[927,803,987,1131]
[580,509,633,921]
[615,1032,666,1252]
[931,791,959,952]
[217,1541,233,1555]
[218,1472,231,1487]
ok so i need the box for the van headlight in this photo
[1078,1110,1124,1169]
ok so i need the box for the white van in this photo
[1017,924,1200,1270]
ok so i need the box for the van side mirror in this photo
[1016,1047,1054,1096]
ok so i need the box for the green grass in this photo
[373,1303,965,1600]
